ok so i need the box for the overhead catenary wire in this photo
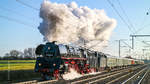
[0,6,36,21]
[106,0,135,34]
[133,8,150,34]
[129,8,150,35]
[0,0,40,30]
[0,15,35,29]
[142,41,150,46]
[16,0,39,11]
[107,0,150,58]
[122,40,132,49]
[138,11,148,30]
[134,23,150,34]
[116,0,136,33]
[0,0,40,31]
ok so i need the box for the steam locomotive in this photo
[34,42,144,80]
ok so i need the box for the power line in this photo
[138,12,148,30]
[0,15,35,28]
[106,0,134,34]
[0,6,36,21]
[16,0,39,11]
[135,22,150,34]
[134,9,150,34]
[117,0,136,33]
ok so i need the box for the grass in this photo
[0,60,41,83]
[0,60,36,71]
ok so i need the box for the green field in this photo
[0,60,36,71]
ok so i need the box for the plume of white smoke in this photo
[38,0,117,51]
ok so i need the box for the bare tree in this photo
[24,48,36,59]
[4,53,10,57]
[10,50,20,57]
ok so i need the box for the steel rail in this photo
[106,67,147,84]
[71,65,143,84]
[122,67,148,84]
[137,68,149,84]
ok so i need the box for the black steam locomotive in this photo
[34,41,99,80]
[34,42,144,80]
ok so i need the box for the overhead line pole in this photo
[116,39,127,57]
[119,40,121,57]
[142,49,146,60]
[130,35,150,49]
[132,36,134,49]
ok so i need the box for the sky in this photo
[0,0,150,58]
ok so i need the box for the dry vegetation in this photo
[0,60,35,71]
[0,60,41,83]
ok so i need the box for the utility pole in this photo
[130,35,150,49]
[142,48,150,60]
[142,49,146,60]
[117,39,132,57]
[117,39,125,57]
[132,36,134,49]
[116,40,122,57]
[130,35,150,60]
[119,40,121,57]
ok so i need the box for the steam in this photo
[63,68,82,80]
[62,68,101,80]
[38,0,117,51]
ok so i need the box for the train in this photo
[34,42,144,80]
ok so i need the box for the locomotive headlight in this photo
[48,47,51,50]
[53,63,56,66]
[39,63,42,66]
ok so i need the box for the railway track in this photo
[14,79,57,84]
[107,66,148,84]
[70,65,146,84]
[121,64,150,84]
[137,69,149,84]
[121,68,148,84]
[14,65,147,84]
[14,66,129,84]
